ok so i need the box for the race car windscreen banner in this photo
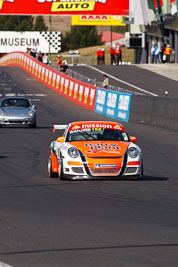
[0,0,129,15]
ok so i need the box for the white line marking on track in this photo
[88,65,158,96]
[5,93,16,97]
[0,261,13,267]
[0,93,47,97]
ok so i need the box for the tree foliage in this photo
[33,16,48,31]
[0,15,47,31]
[62,26,102,51]
[112,25,129,34]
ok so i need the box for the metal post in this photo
[49,16,52,62]
[111,26,112,47]
[156,0,164,40]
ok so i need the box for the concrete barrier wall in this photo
[130,95,178,132]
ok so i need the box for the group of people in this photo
[110,44,122,65]
[96,45,123,66]
[56,55,69,74]
[151,43,171,64]
[96,48,105,65]
[26,46,49,65]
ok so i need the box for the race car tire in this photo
[58,155,63,180]
[48,155,58,178]
[136,165,143,180]
[30,120,36,128]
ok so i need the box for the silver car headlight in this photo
[0,110,6,116]
[28,110,34,117]
[128,147,139,158]
[68,147,79,158]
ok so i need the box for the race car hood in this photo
[69,141,130,158]
[1,107,30,116]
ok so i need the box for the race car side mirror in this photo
[130,136,137,143]
[57,136,65,143]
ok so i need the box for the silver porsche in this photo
[0,97,36,127]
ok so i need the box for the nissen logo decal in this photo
[94,164,117,168]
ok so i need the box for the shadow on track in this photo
[0,243,178,256]
[0,175,170,189]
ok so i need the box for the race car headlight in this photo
[68,147,79,158]
[128,147,139,158]
[0,110,6,116]
[28,110,33,117]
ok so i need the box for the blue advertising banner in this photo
[95,88,132,122]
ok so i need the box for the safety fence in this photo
[51,62,144,96]
[0,52,96,111]
[0,52,132,123]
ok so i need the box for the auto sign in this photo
[0,0,129,16]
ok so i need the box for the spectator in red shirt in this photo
[100,48,105,65]
[110,46,116,65]
[96,48,101,65]
[116,45,122,65]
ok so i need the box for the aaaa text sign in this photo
[0,0,129,15]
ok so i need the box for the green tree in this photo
[0,15,47,31]
[33,16,47,31]
[112,25,129,34]
[63,26,102,51]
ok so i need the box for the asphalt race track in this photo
[0,67,178,267]
[70,65,178,98]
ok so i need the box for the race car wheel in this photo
[137,165,143,180]
[30,120,36,128]
[58,156,63,180]
[48,155,57,178]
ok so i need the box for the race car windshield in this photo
[66,128,130,142]
[1,98,31,108]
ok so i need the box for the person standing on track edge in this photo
[102,74,109,89]
[164,44,171,63]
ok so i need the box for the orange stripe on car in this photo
[67,161,83,166]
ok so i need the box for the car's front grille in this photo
[90,169,120,175]
[126,167,137,174]
[8,120,25,124]
[72,167,84,174]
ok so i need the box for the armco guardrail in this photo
[0,52,96,111]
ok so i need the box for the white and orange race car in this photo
[48,121,143,180]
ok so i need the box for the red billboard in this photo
[0,0,129,15]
